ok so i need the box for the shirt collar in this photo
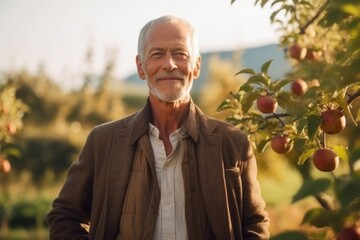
[130,98,200,144]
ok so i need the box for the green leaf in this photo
[335,175,360,207]
[271,0,284,7]
[301,208,332,228]
[270,9,283,23]
[348,198,360,213]
[257,138,270,153]
[226,116,247,126]
[349,148,360,166]
[260,0,270,8]
[247,74,270,87]
[298,147,316,165]
[270,231,308,240]
[260,59,273,76]
[341,4,360,16]
[276,91,293,110]
[230,91,241,102]
[333,145,348,162]
[307,114,322,140]
[2,147,21,158]
[335,91,358,126]
[217,99,234,112]
[242,91,261,113]
[292,178,332,203]
[235,68,256,75]
[293,137,307,155]
[239,84,254,92]
[273,78,293,91]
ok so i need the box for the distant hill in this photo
[124,43,292,93]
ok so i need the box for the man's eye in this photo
[150,52,163,57]
[174,52,188,59]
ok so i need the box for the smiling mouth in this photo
[158,77,183,81]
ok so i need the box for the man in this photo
[47,15,270,239]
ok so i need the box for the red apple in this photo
[271,135,293,154]
[320,109,346,134]
[291,78,308,96]
[336,226,360,240]
[0,159,11,174]
[289,44,307,60]
[6,122,17,135]
[312,148,339,172]
[256,95,278,114]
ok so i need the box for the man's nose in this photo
[162,54,177,71]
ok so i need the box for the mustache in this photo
[156,72,185,80]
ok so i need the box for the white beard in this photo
[147,80,193,102]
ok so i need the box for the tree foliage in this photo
[224,0,360,238]
[0,55,126,183]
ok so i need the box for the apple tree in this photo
[0,83,27,232]
[221,0,360,239]
[0,84,27,175]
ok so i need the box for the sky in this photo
[0,0,280,90]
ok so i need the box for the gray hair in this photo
[137,15,199,60]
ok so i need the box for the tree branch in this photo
[337,89,360,111]
[265,113,293,120]
[347,89,360,105]
[299,0,333,34]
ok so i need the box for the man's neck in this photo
[149,95,190,140]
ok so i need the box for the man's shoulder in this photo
[91,111,139,136]
[193,105,246,139]
[205,116,245,136]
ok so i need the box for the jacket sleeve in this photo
[240,144,270,240]
[47,130,95,240]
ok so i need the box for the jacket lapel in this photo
[102,129,135,239]
[197,133,234,240]
[100,104,151,239]
[184,102,233,239]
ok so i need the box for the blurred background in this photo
[0,0,331,239]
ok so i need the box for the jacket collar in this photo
[127,98,216,145]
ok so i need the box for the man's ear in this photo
[136,55,146,80]
[193,56,201,79]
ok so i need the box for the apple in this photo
[320,109,346,134]
[271,135,293,154]
[336,226,360,240]
[256,95,278,114]
[291,78,308,96]
[6,122,17,135]
[289,44,307,60]
[312,148,339,172]
[0,159,11,174]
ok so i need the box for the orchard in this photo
[220,0,360,239]
[0,85,26,173]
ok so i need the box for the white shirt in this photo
[149,123,188,240]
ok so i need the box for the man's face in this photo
[136,22,201,102]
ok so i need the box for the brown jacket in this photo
[47,100,269,240]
